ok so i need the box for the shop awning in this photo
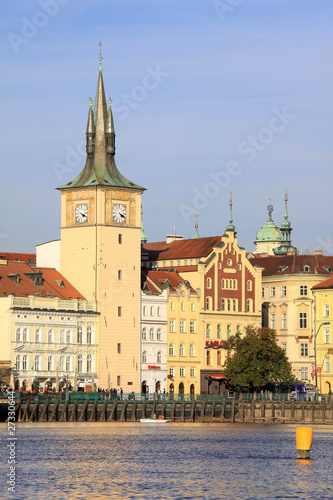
[210,374,225,380]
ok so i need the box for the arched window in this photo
[169,344,174,356]
[142,351,147,363]
[77,325,83,344]
[206,350,211,366]
[149,328,154,341]
[65,356,71,371]
[60,329,65,344]
[16,328,21,342]
[221,299,225,311]
[23,328,29,342]
[15,355,21,370]
[206,297,212,310]
[233,299,237,312]
[78,354,83,372]
[150,306,154,317]
[87,354,92,373]
[48,356,53,371]
[247,280,252,291]
[157,306,161,317]
[179,344,185,356]
[157,351,162,363]
[142,328,147,340]
[207,277,212,288]
[190,344,195,357]
[87,325,92,344]
[143,306,147,316]
[217,351,222,366]
[157,328,162,341]
[48,329,54,343]
[35,328,41,343]
[34,355,41,371]
[59,356,64,371]
[66,330,71,344]
[221,279,225,289]
[22,355,27,371]
[227,299,231,311]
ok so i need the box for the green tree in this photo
[224,326,296,391]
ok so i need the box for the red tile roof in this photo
[0,261,85,300]
[0,253,36,264]
[142,270,196,293]
[142,236,222,261]
[249,254,333,277]
[312,276,333,290]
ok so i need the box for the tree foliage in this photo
[224,326,296,391]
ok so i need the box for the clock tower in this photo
[58,55,145,390]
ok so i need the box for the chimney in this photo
[314,249,323,256]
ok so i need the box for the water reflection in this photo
[0,423,332,500]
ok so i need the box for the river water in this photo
[0,423,332,500]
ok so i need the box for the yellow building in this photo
[312,276,333,394]
[57,58,145,391]
[250,253,333,385]
[142,201,263,394]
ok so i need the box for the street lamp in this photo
[314,322,330,391]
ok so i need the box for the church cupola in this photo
[86,98,95,155]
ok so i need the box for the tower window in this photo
[118,234,122,244]
[118,270,122,280]
[117,343,121,353]
[118,307,122,317]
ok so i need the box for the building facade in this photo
[0,256,98,390]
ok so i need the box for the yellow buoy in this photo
[296,427,313,459]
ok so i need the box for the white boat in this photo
[140,418,170,423]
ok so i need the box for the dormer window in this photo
[56,279,65,288]
[303,265,311,272]
[7,273,21,284]
[24,272,44,286]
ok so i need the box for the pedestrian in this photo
[120,387,123,399]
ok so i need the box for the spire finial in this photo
[226,191,236,232]
[89,96,93,109]
[192,214,200,239]
[285,187,288,203]
[109,97,112,108]
[98,41,103,71]
[141,204,147,244]
[267,198,273,221]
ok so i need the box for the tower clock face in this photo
[75,204,88,223]
[112,204,127,223]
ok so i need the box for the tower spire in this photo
[106,97,115,155]
[226,192,236,232]
[273,189,298,255]
[58,56,145,191]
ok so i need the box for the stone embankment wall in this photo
[1,397,333,424]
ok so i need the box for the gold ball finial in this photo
[230,191,233,206]
[195,214,198,229]
[285,187,288,202]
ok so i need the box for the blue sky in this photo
[1,0,332,254]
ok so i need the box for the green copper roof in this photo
[57,66,145,192]
[256,220,282,242]
[226,194,236,232]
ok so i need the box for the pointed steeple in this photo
[226,193,236,232]
[192,214,201,239]
[106,98,115,155]
[86,98,95,154]
[274,189,297,255]
[141,205,147,244]
[57,53,145,192]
